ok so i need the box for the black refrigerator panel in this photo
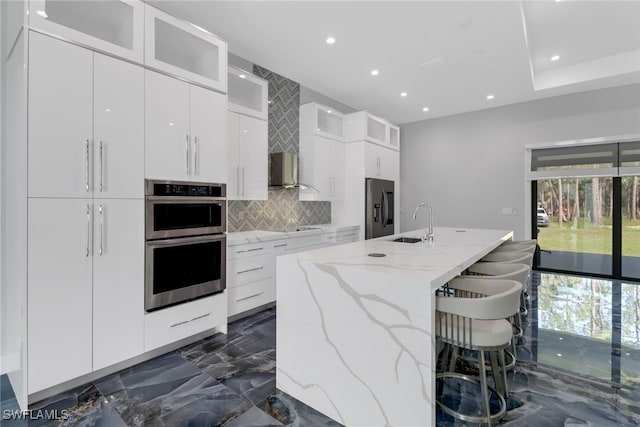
[365,178,395,239]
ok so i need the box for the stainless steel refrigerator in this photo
[365,178,395,239]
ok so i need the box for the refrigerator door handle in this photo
[381,190,387,227]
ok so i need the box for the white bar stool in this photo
[436,277,522,426]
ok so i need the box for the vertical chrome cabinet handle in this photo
[99,141,104,192]
[99,204,104,256]
[242,166,245,197]
[86,204,91,257]
[185,134,190,175]
[85,139,90,192]
[194,136,199,176]
[236,166,240,196]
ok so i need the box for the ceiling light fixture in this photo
[36,10,48,18]
[327,110,332,114]
[239,74,246,79]
[486,94,495,100]
[326,37,336,45]
[422,107,430,112]
[370,69,379,76]
[400,92,407,97]
[550,55,560,61]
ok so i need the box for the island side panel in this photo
[276,255,434,426]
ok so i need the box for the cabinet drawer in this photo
[144,293,226,351]
[228,253,273,287]
[337,230,359,243]
[286,235,323,253]
[228,241,273,259]
[228,278,275,317]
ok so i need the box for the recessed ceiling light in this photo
[422,107,430,112]
[326,37,336,45]
[239,74,246,79]
[550,55,560,61]
[370,69,379,76]
[486,94,495,100]
[36,10,48,18]
[400,92,408,97]
[327,110,332,114]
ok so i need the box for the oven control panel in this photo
[147,180,225,198]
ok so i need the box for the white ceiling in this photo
[149,1,640,125]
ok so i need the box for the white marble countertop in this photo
[283,226,513,290]
[275,225,513,426]
[226,224,359,246]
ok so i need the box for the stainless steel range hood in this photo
[269,152,315,190]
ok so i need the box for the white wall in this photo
[400,84,640,240]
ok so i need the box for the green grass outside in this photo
[537,217,640,256]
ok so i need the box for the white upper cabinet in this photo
[299,135,345,202]
[145,71,190,182]
[93,53,145,198]
[189,84,227,183]
[28,32,93,199]
[300,103,345,141]
[145,70,227,183]
[388,123,400,150]
[228,111,268,200]
[28,31,144,199]
[345,111,400,151]
[28,0,144,63]
[144,4,227,93]
[365,142,399,182]
[228,67,268,120]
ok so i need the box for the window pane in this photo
[621,175,640,280]
[537,177,613,276]
[531,144,617,171]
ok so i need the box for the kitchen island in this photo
[275,227,512,426]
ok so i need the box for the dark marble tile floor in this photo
[1,272,639,426]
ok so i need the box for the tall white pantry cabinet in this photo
[4,0,229,408]
[27,31,145,393]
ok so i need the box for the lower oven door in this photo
[145,234,226,312]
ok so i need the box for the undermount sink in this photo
[391,237,422,243]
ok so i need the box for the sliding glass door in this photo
[536,177,613,276]
[621,175,640,279]
[529,140,640,281]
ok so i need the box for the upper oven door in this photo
[146,197,226,239]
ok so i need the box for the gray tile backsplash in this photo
[227,65,330,232]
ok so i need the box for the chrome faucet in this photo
[412,202,434,245]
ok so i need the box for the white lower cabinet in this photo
[227,244,274,317]
[323,229,360,245]
[228,279,275,317]
[28,198,144,392]
[144,293,226,352]
[28,199,93,393]
[227,228,360,319]
[92,199,144,370]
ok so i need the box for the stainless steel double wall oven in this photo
[145,179,226,312]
